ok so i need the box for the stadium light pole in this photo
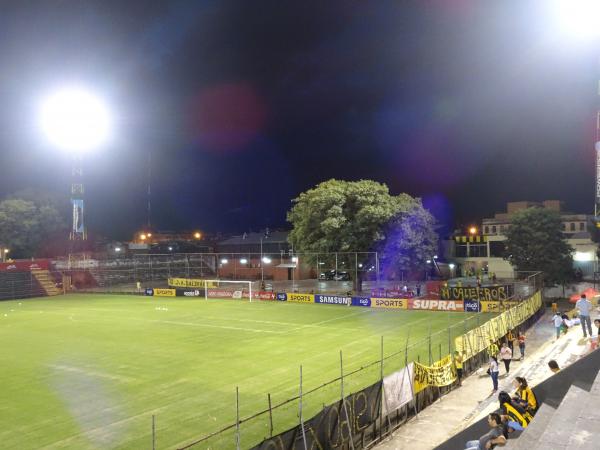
[39,86,112,254]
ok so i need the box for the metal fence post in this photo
[267,393,274,437]
[340,351,355,450]
[235,387,240,450]
[152,414,156,450]
[299,366,307,450]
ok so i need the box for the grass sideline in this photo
[0,294,495,449]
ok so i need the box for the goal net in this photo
[201,280,254,302]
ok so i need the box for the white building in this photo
[445,201,598,278]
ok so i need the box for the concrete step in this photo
[567,369,600,449]
[505,403,555,450]
[533,385,589,450]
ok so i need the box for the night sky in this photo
[0,1,598,240]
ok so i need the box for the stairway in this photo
[31,269,61,296]
[504,371,600,450]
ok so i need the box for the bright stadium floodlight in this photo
[262,257,271,264]
[240,258,248,264]
[548,0,600,41]
[221,258,228,264]
[40,86,112,153]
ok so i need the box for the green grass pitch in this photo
[0,294,494,449]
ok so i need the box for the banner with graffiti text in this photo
[250,381,382,450]
[413,355,456,394]
[440,285,513,301]
[454,292,542,359]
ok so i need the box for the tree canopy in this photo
[504,208,573,285]
[0,193,67,258]
[287,179,438,272]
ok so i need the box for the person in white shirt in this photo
[499,342,513,374]
[551,313,563,340]
[576,294,593,338]
[489,356,500,394]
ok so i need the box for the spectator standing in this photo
[551,312,563,340]
[488,340,499,358]
[518,332,526,359]
[506,329,514,352]
[489,356,500,394]
[500,342,513,375]
[595,319,600,346]
[464,413,506,450]
[416,283,421,296]
[576,294,593,338]
[454,351,464,386]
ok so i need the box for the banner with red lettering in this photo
[207,289,275,300]
[0,260,50,272]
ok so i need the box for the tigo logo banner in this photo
[351,297,371,307]
[464,300,480,312]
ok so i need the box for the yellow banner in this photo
[287,293,314,303]
[455,292,542,359]
[413,355,456,393]
[154,288,176,297]
[480,301,518,313]
[168,278,218,288]
[371,298,408,309]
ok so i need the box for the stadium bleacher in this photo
[434,346,600,450]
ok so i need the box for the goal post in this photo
[201,280,254,302]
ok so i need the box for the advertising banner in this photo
[154,288,176,297]
[351,297,371,307]
[314,294,351,306]
[145,288,154,296]
[176,288,204,297]
[410,299,464,311]
[440,285,513,301]
[286,293,314,303]
[413,355,456,394]
[382,363,414,416]
[464,300,480,312]
[371,298,408,309]
[168,278,218,288]
[480,301,518,313]
[250,381,382,450]
[0,260,50,272]
[276,292,287,301]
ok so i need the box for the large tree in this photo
[0,195,66,258]
[504,208,573,285]
[287,179,438,274]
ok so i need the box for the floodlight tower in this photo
[40,86,112,245]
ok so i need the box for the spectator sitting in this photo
[548,360,560,373]
[511,376,538,415]
[464,413,507,450]
[497,391,532,429]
